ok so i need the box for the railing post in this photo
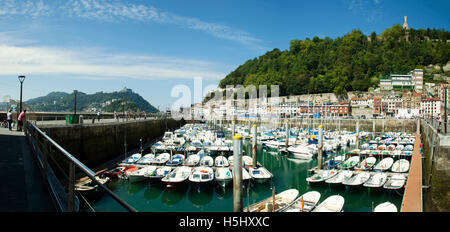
[233,134,243,212]
[68,162,75,212]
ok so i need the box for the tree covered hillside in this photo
[218,25,450,96]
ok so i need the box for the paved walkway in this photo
[401,132,423,212]
[0,127,55,212]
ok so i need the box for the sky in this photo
[0,0,449,110]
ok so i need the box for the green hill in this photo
[218,25,450,97]
[26,87,159,113]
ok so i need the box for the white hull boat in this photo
[215,167,233,188]
[144,166,172,182]
[152,153,170,165]
[383,174,406,190]
[354,157,377,171]
[373,157,394,172]
[214,156,230,167]
[325,170,353,185]
[161,166,192,188]
[339,156,360,169]
[122,153,142,164]
[306,169,338,184]
[136,154,155,165]
[342,171,371,188]
[391,159,410,173]
[189,167,214,189]
[279,191,321,212]
[249,166,273,184]
[199,156,214,167]
[245,189,299,212]
[373,202,398,212]
[126,166,157,183]
[363,172,388,188]
[184,154,200,167]
[312,195,345,212]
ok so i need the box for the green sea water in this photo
[86,140,404,212]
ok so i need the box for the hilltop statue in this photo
[403,16,409,30]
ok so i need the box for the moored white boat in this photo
[373,157,394,172]
[279,191,321,212]
[325,170,353,185]
[373,202,398,212]
[184,154,200,166]
[354,156,377,171]
[363,172,388,188]
[312,195,345,212]
[339,156,360,169]
[122,153,142,164]
[245,189,299,212]
[161,166,192,188]
[383,174,406,190]
[166,154,185,166]
[342,171,371,187]
[189,166,214,189]
[144,166,172,182]
[306,169,338,184]
[152,153,170,165]
[126,166,157,183]
[199,156,214,167]
[215,167,233,188]
[248,166,273,184]
[136,153,155,165]
[391,159,410,173]
[214,155,230,167]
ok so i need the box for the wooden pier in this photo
[400,130,423,212]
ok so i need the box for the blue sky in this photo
[0,0,449,110]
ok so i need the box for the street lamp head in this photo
[18,75,25,83]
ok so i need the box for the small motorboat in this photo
[245,189,299,212]
[152,153,170,165]
[325,170,353,185]
[312,195,345,212]
[373,157,394,172]
[278,191,321,212]
[199,156,214,167]
[287,145,314,160]
[166,154,185,166]
[214,156,230,167]
[121,153,142,164]
[363,172,388,188]
[342,171,371,188]
[136,153,155,165]
[383,174,406,190]
[184,154,200,166]
[248,166,273,184]
[339,156,360,169]
[354,157,377,171]
[126,166,157,183]
[215,167,233,188]
[189,166,214,189]
[161,166,192,188]
[306,169,338,185]
[373,202,398,212]
[242,155,254,168]
[145,166,172,182]
[391,159,410,173]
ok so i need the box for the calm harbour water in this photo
[87,140,404,212]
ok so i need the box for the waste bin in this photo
[65,114,80,124]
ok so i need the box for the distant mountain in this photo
[26,87,159,113]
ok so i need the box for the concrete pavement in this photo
[0,127,55,212]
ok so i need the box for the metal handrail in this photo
[26,122,137,212]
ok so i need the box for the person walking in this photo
[6,109,12,131]
[17,110,26,131]
[97,111,101,122]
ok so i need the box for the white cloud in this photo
[0,0,263,48]
[0,42,227,81]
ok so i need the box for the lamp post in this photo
[18,75,25,113]
[73,90,78,115]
